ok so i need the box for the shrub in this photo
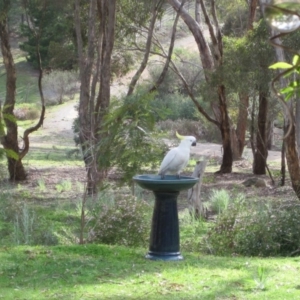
[208,189,231,214]
[180,210,207,253]
[43,70,79,105]
[150,93,198,121]
[205,198,300,257]
[97,90,167,184]
[156,118,221,143]
[156,119,204,140]
[14,104,41,120]
[90,195,151,248]
[111,51,135,78]
[12,203,58,246]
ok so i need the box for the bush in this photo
[150,93,198,121]
[156,118,221,143]
[14,104,41,120]
[205,198,300,257]
[90,195,151,248]
[97,90,167,184]
[43,70,79,105]
[208,189,231,214]
[180,211,207,253]
[0,197,59,246]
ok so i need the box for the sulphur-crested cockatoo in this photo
[158,132,196,179]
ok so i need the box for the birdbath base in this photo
[146,191,183,261]
[133,175,199,261]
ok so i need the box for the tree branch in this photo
[19,0,47,159]
[126,1,161,96]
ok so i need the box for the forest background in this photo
[1,1,300,299]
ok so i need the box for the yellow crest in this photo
[176,131,184,140]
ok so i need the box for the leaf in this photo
[280,86,294,94]
[3,113,17,123]
[269,62,293,69]
[293,55,300,66]
[4,149,19,160]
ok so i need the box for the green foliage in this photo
[14,103,40,120]
[55,180,72,193]
[269,54,300,101]
[90,195,151,248]
[42,70,78,105]
[156,118,221,142]
[208,189,231,214]
[98,89,167,184]
[0,198,59,246]
[150,93,198,121]
[19,0,76,69]
[180,211,207,253]
[148,50,203,98]
[221,3,249,37]
[111,51,135,78]
[206,198,300,257]
[222,20,274,94]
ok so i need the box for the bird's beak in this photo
[192,141,196,146]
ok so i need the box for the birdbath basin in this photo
[133,174,199,261]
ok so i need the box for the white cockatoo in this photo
[158,132,197,179]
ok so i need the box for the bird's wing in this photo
[158,149,178,174]
[159,148,188,174]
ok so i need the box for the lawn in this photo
[0,244,300,300]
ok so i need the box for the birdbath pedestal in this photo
[133,175,199,261]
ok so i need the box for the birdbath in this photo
[133,174,199,261]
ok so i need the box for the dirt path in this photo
[30,100,78,147]
[29,98,282,165]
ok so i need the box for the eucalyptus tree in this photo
[259,0,300,197]
[166,0,233,173]
[166,0,271,175]
[19,0,76,69]
[0,0,45,180]
[74,0,162,193]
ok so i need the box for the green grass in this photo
[0,53,40,104]
[0,245,300,299]
[22,145,83,168]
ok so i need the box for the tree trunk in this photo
[74,0,96,193]
[285,122,300,197]
[0,11,26,181]
[267,28,300,198]
[188,160,207,219]
[149,2,181,93]
[127,2,160,96]
[266,120,274,150]
[253,91,268,174]
[75,0,116,194]
[0,1,46,181]
[235,93,249,158]
[296,98,300,158]
[167,0,233,174]
[217,85,232,173]
[247,0,259,30]
[195,0,202,28]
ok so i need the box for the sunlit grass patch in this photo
[0,245,300,299]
